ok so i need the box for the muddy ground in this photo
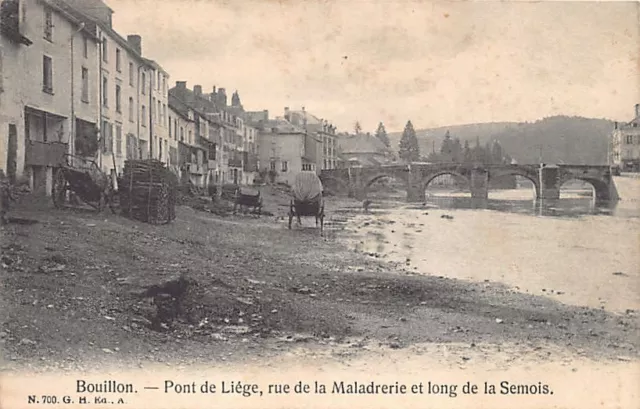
[0,189,639,373]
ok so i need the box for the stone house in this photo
[0,0,101,195]
[611,104,640,172]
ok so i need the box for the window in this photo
[141,105,146,126]
[157,72,160,90]
[116,49,121,72]
[83,36,88,58]
[42,55,53,93]
[163,104,167,127]
[115,124,122,156]
[152,97,156,121]
[627,135,634,144]
[81,67,89,102]
[302,163,313,171]
[128,98,134,122]
[157,101,161,123]
[168,117,172,138]
[129,62,134,86]
[281,161,288,172]
[141,73,145,94]
[163,77,166,94]
[115,84,121,113]
[188,130,192,144]
[180,127,184,142]
[102,38,108,62]
[102,77,108,106]
[44,9,53,41]
[101,120,112,153]
[270,161,276,171]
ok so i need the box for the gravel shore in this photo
[1,191,639,374]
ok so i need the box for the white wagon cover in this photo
[292,171,323,202]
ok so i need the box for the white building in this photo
[0,0,101,195]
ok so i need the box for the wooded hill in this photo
[387,116,615,165]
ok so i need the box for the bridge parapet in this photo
[319,162,619,202]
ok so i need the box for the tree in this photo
[452,138,463,162]
[354,121,362,135]
[375,122,390,148]
[398,120,420,163]
[491,140,504,164]
[439,130,454,162]
[462,140,472,163]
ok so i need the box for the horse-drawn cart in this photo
[233,187,263,215]
[52,154,116,213]
[288,171,325,235]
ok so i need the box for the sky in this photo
[107,0,639,133]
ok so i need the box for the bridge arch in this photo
[558,176,610,201]
[489,169,541,198]
[421,171,471,193]
[362,173,410,198]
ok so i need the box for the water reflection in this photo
[410,196,621,218]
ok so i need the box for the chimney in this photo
[635,103,639,118]
[284,107,290,121]
[176,81,187,90]
[194,85,202,97]
[127,35,142,55]
[218,88,227,106]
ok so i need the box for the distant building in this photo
[252,111,318,186]
[336,132,391,168]
[611,104,640,172]
[284,107,338,171]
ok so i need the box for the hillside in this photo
[388,116,615,165]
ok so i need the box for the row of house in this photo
[0,0,174,195]
[0,0,378,196]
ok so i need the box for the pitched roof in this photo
[338,133,388,154]
[265,117,306,134]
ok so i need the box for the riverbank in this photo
[1,185,638,370]
[1,183,639,408]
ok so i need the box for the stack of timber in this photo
[119,160,178,224]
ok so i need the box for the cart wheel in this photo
[52,168,67,209]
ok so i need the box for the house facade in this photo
[611,104,640,172]
[0,0,101,195]
[254,113,317,186]
[58,0,170,176]
[284,107,337,172]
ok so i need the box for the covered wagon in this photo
[288,171,325,235]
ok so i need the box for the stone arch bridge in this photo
[320,163,619,202]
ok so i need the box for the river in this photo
[333,175,640,314]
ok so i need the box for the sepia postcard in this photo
[0,0,639,408]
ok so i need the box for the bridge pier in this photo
[539,166,560,200]
[470,168,489,199]
[406,184,425,203]
[604,171,620,202]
